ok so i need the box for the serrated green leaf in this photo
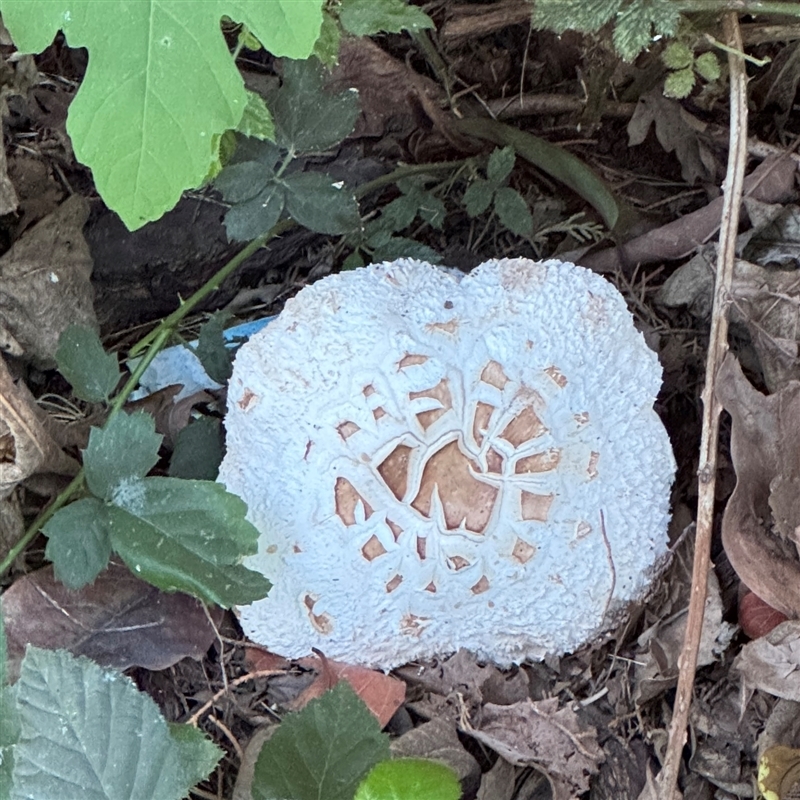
[531,0,621,34]
[55,325,120,404]
[194,313,233,384]
[372,236,441,264]
[695,51,721,82]
[487,145,515,186]
[342,250,365,270]
[238,90,275,141]
[613,0,680,62]
[216,160,277,204]
[83,412,163,501]
[494,187,533,236]
[169,417,224,481]
[169,723,226,791]
[664,67,695,99]
[455,117,619,229]
[377,193,422,234]
[12,648,221,800]
[253,682,390,800]
[339,0,433,36]
[0,1,323,230]
[224,182,286,241]
[0,686,19,800]
[284,171,361,234]
[394,180,447,229]
[43,497,113,589]
[272,57,360,153]
[314,8,342,66]
[417,192,447,229]
[108,476,270,606]
[462,179,495,217]
[662,41,693,70]
[355,759,461,800]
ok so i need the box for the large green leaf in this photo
[253,682,390,800]
[11,648,221,800]
[108,477,270,607]
[194,312,233,384]
[355,759,461,800]
[83,412,163,501]
[43,497,113,589]
[169,417,224,481]
[339,0,434,36]
[0,1,323,230]
[55,325,121,404]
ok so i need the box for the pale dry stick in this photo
[655,12,749,800]
[186,668,284,726]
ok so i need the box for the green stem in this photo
[0,472,84,577]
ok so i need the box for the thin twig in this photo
[656,12,748,800]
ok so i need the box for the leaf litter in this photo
[7,6,800,800]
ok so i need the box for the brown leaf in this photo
[465,697,603,800]
[716,354,800,619]
[1,560,220,681]
[0,194,96,366]
[0,354,78,499]
[291,652,405,727]
[734,621,800,701]
[391,717,481,797]
[740,590,789,639]
[476,757,516,800]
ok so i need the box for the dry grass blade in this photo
[655,12,749,800]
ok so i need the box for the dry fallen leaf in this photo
[390,717,481,797]
[465,697,603,800]
[735,621,800,701]
[716,353,800,619]
[291,652,406,728]
[0,194,96,366]
[1,560,221,681]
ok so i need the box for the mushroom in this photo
[219,258,675,668]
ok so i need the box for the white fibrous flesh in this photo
[219,258,676,668]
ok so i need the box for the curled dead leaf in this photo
[464,697,603,800]
[716,353,800,620]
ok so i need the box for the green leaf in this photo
[0,1,324,230]
[169,417,224,481]
[664,67,695,99]
[55,325,120,404]
[339,0,434,36]
[486,145,515,186]
[237,90,276,141]
[283,172,361,234]
[224,181,286,241]
[376,194,422,234]
[462,179,495,217]
[342,250,365,271]
[12,648,222,800]
[194,313,233,384]
[355,759,461,800]
[371,236,441,264]
[215,159,278,204]
[272,57,360,153]
[494,187,533,237]
[313,9,342,66]
[0,603,14,800]
[454,117,619,229]
[531,0,621,34]
[695,51,721,82]
[43,497,113,589]
[253,682,390,800]
[83,412,163,501]
[0,685,18,800]
[108,477,271,607]
[613,0,680,62]
[662,41,693,70]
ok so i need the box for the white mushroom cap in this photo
[219,259,675,668]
